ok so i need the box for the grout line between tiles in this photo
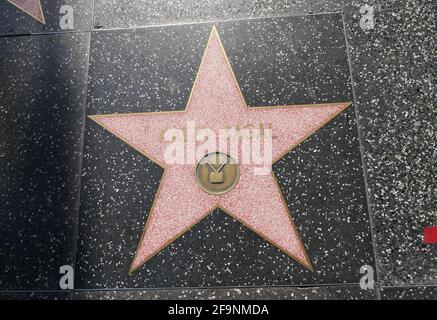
[0,281,381,295]
[69,28,93,294]
[1,3,435,39]
[341,9,382,300]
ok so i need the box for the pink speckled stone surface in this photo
[7,0,44,22]
[91,27,350,272]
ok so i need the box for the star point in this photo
[6,0,46,24]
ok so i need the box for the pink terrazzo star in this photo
[90,26,351,273]
[6,0,45,24]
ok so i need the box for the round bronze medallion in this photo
[195,152,239,195]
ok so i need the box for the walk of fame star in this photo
[6,0,45,24]
[89,26,351,273]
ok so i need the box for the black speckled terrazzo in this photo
[0,291,70,300]
[380,286,437,300]
[1,1,436,301]
[345,4,437,286]
[92,0,435,30]
[0,33,90,290]
[0,0,93,36]
[86,24,211,114]
[73,285,376,300]
[75,14,374,290]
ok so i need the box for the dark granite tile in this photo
[344,0,435,11]
[86,24,211,114]
[274,107,375,283]
[0,33,90,290]
[219,16,351,105]
[345,5,436,286]
[73,285,376,300]
[76,14,374,289]
[0,0,93,36]
[0,291,70,300]
[92,0,433,30]
[381,286,437,300]
[92,0,340,30]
